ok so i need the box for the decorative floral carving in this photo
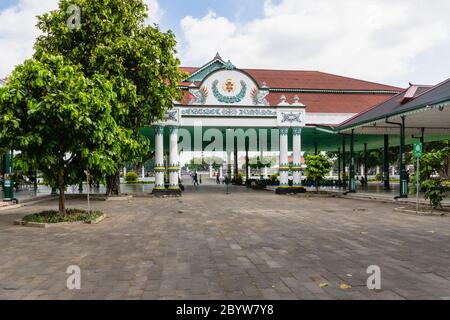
[189,86,209,105]
[164,110,178,122]
[292,127,302,135]
[250,87,270,106]
[155,126,164,135]
[279,128,289,136]
[281,112,302,124]
[212,80,247,104]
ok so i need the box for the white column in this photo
[279,127,289,187]
[227,150,232,177]
[168,126,180,190]
[154,126,165,191]
[141,166,145,179]
[292,128,302,187]
[123,167,127,176]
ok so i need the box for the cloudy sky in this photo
[1,0,450,87]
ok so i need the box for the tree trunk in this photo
[58,170,66,216]
[59,187,65,216]
[106,171,121,196]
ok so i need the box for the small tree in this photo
[0,55,136,215]
[412,147,449,209]
[305,154,332,192]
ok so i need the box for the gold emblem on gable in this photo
[223,79,235,93]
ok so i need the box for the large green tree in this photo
[0,55,137,214]
[34,0,184,195]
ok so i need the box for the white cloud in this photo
[179,0,450,85]
[144,0,162,25]
[0,0,58,77]
[0,0,162,78]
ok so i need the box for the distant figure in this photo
[360,176,367,187]
[216,173,220,184]
[406,170,410,185]
[193,172,199,186]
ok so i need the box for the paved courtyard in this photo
[1,185,450,300]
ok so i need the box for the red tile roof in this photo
[180,67,402,91]
[267,93,395,113]
[178,66,403,114]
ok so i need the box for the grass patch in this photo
[124,181,154,185]
[22,208,103,224]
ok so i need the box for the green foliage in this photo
[305,154,332,191]
[248,156,272,169]
[375,173,383,182]
[33,0,185,194]
[125,171,139,183]
[270,173,279,183]
[235,172,244,185]
[0,54,137,214]
[188,157,224,171]
[411,147,449,209]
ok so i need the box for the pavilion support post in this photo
[399,116,408,198]
[364,143,368,183]
[167,126,181,195]
[276,128,290,194]
[383,135,390,190]
[337,147,341,186]
[234,139,238,182]
[348,130,356,193]
[153,126,166,196]
[227,149,232,179]
[342,138,347,187]
[421,127,425,152]
[292,128,303,188]
[245,139,250,184]
[260,148,268,179]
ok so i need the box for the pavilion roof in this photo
[337,79,450,131]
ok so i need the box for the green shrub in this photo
[375,173,383,182]
[125,171,139,183]
[270,173,279,182]
[305,154,332,192]
[411,147,449,209]
[235,172,244,185]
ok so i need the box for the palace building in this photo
[144,54,406,195]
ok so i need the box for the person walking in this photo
[193,172,199,187]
